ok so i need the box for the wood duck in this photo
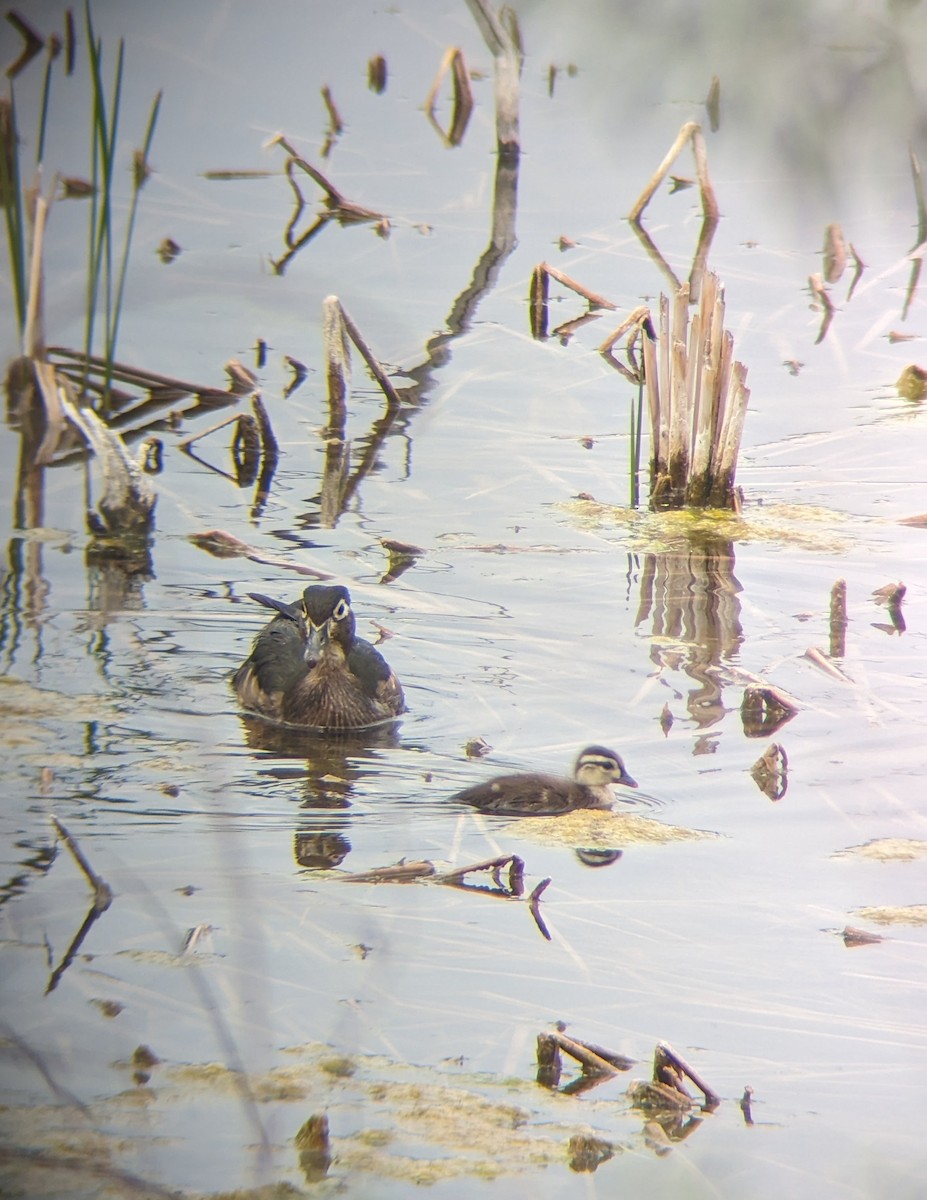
[232,584,405,730]
[453,745,637,816]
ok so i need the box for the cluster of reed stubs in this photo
[640,273,749,511]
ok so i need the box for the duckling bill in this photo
[232,584,405,730]
[453,745,637,816]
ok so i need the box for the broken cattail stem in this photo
[629,121,700,222]
[597,305,650,356]
[536,1032,562,1087]
[466,0,521,156]
[537,263,615,310]
[689,125,719,224]
[322,295,349,434]
[641,324,660,475]
[708,361,749,509]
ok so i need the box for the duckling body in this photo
[233,585,405,730]
[454,745,637,816]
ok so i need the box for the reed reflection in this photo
[635,536,743,730]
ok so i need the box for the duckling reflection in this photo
[233,585,405,731]
[454,745,637,817]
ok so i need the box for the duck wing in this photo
[454,772,576,816]
[346,637,406,714]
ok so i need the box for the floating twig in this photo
[341,860,437,884]
[188,529,334,578]
[803,645,852,681]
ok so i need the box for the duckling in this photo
[453,745,637,816]
[232,584,405,730]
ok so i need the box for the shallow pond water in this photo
[2,2,927,1197]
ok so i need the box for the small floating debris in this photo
[340,854,551,940]
[750,742,788,800]
[464,735,493,758]
[368,54,387,93]
[841,926,884,948]
[156,236,181,263]
[705,74,721,131]
[741,685,799,738]
[296,1113,332,1184]
[897,364,927,400]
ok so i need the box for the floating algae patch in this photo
[503,808,716,849]
[853,904,927,926]
[0,1036,643,1197]
[0,675,123,749]
[558,497,856,554]
[834,838,927,863]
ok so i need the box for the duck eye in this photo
[333,598,350,621]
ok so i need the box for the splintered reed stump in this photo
[644,272,750,511]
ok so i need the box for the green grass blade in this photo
[108,89,162,397]
[0,92,28,336]
[36,40,58,165]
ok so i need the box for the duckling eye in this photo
[332,598,351,621]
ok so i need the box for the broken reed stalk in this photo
[322,295,402,425]
[51,816,113,913]
[424,47,474,147]
[629,121,718,226]
[642,271,750,510]
[529,262,617,339]
[465,0,521,157]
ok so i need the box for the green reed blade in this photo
[107,88,161,398]
[0,92,27,335]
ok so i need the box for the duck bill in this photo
[619,769,638,789]
[302,622,330,666]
